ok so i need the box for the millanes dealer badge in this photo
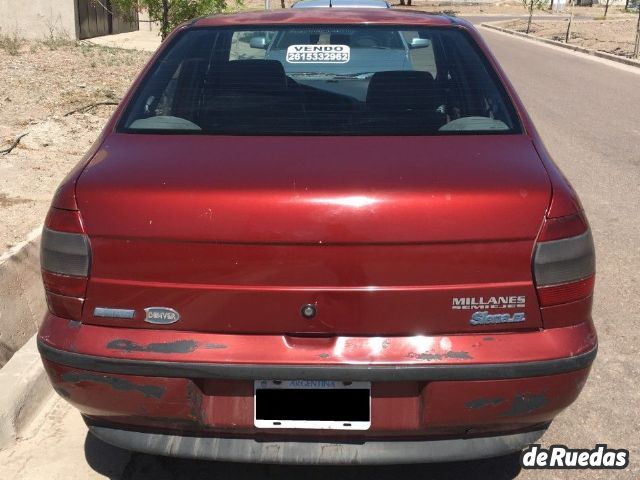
[452,296,527,326]
[452,296,526,310]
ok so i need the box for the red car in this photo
[38,9,597,464]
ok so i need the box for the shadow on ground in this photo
[84,432,522,480]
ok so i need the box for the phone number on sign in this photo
[286,52,350,63]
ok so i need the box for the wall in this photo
[0,0,78,41]
[138,9,161,32]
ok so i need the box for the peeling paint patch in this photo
[68,321,82,330]
[410,352,442,361]
[465,397,504,409]
[504,392,547,416]
[62,372,165,399]
[319,353,330,359]
[204,343,227,349]
[186,382,205,423]
[54,387,71,399]
[409,350,473,361]
[483,337,495,341]
[106,339,198,354]
[445,350,472,360]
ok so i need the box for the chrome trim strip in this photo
[93,308,136,319]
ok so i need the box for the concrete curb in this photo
[0,334,53,449]
[481,23,640,69]
[0,228,51,449]
[0,227,46,366]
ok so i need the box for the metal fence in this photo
[76,0,139,40]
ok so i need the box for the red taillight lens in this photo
[537,275,595,307]
[534,214,595,307]
[41,208,90,320]
[537,211,589,242]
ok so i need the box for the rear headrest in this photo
[216,60,287,93]
[366,71,438,112]
[330,34,350,46]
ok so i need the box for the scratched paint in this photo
[465,397,504,409]
[409,351,473,361]
[504,392,547,416]
[62,371,165,399]
[106,339,198,354]
[410,352,442,361]
[203,343,228,349]
[186,381,205,423]
[445,350,472,359]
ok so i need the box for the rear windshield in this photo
[119,25,521,135]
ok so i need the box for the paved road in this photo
[2,26,639,480]
[479,27,640,479]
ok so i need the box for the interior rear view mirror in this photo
[250,37,268,49]
[409,38,431,49]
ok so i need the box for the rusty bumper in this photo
[37,314,596,463]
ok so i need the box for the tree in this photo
[110,0,228,40]
[565,0,575,43]
[522,0,549,34]
[635,4,640,58]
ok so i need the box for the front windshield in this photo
[119,25,521,135]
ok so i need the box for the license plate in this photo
[254,380,371,430]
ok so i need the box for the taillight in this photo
[41,208,90,320]
[533,213,595,307]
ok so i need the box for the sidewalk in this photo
[87,30,161,52]
[0,395,131,479]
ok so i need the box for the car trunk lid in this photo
[77,134,550,335]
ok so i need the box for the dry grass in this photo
[0,40,151,250]
[0,30,23,56]
[501,17,639,58]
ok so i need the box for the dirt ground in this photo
[0,40,151,252]
[499,17,640,57]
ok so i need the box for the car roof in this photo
[292,0,390,8]
[192,9,458,28]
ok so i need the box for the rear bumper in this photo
[88,423,546,464]
[39,338,596,381]
[38,314,596,463]
[38,313,597,378]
